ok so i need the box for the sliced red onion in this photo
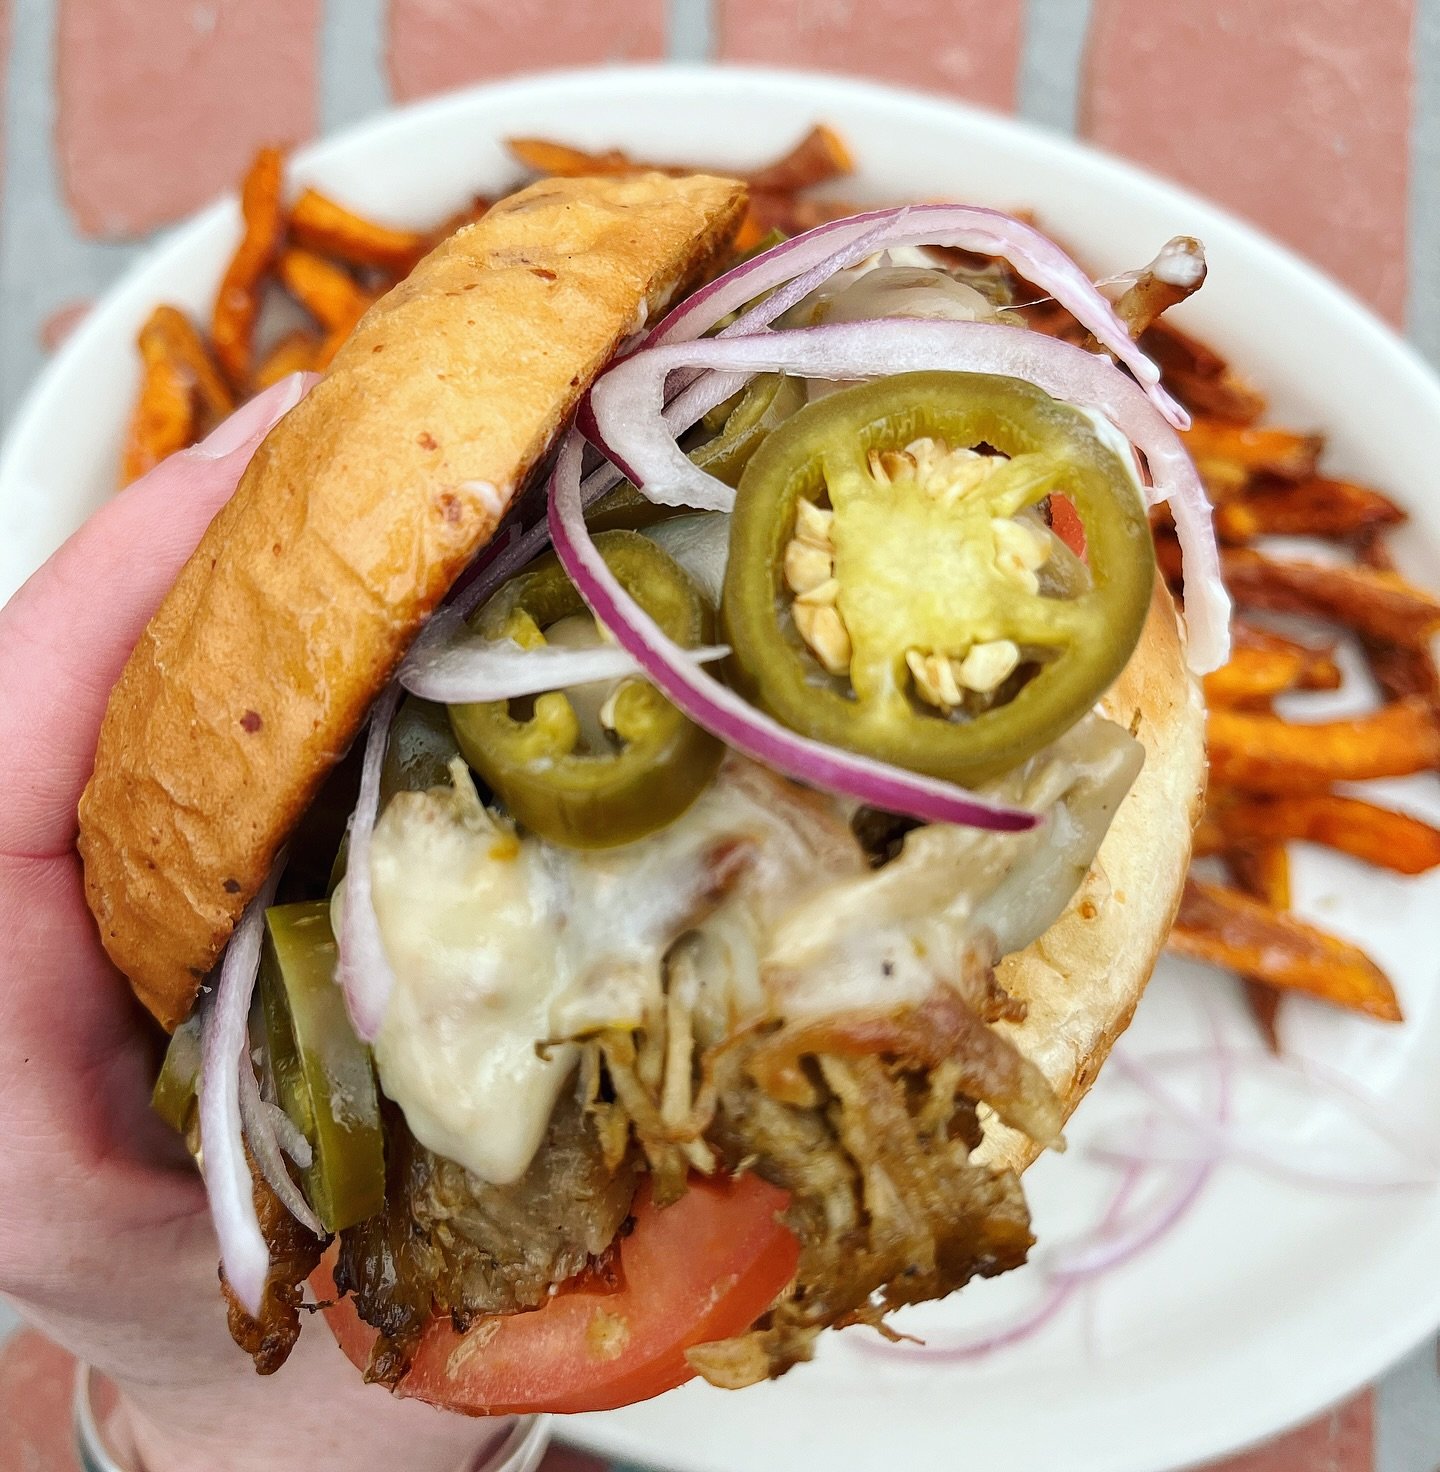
[198,863,284,1318]
[641,205,1185,428]
[238,1056,324,1236]
[336,685,402,1042]
[261,1097,313,1170]
[587,321,1230,672]
[399,633,727,704]
[547,432,1039,832]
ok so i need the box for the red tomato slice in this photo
[318,1173,797,1416]
[1050,492,1087,559]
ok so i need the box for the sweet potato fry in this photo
[1214,477,1406,542]
[506,137,638,177]
[1202,643,1341,707]
[1169,878,1401,1021]
[252,329,322,391]
[1141,320,1266,425]
[1213,794,1440,876]
[1230,618,1342,665]
[1225,843,1291,1050]
[278,249,376,335]
[746,124,854,193]
[1181,418,1322,481]
[1353,534,1440,709]
[1220,546,1440,646]
[1194,456,1252,503]
[288,187,428,277]
[212,146,287,390]
[120,306,236,484]
[121,322,195,485]
[1113,237,1207,339]
[1208,697,1440,791]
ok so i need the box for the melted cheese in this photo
[361,717,1140,1186]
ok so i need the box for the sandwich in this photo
[78,167,1222,1415]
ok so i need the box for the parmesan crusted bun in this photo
[981,579,1207,1174]
[79,171,747,1029]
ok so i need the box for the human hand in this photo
[0,378,524,1472]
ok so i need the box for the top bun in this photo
[79,171,747,1029]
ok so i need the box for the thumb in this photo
[0,374,318,861]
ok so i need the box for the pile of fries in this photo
[1159,382,1440,1040]
[119,128,854,485]
[119,130,1440,1045]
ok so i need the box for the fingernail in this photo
[190,372,315,460]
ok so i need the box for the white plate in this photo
[5,63,1440,1472]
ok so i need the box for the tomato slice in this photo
[1050,492,1087,559]
[318,1172,797,1416]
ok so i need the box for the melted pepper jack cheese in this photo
[354,718,1141,1186]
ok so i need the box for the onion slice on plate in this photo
[198,863,285,1318]
[547,431,1040,832]
[587,320,1230,672]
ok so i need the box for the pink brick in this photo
[716,0,1024,114]
[57,0,322,238]
[387,0,666,102]
[1083,0,1414,324]
[1204,1390,1374,1472]
[0,1331,81,1472]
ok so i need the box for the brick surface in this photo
[56,0,323,238]
[717,0,1024,113]
[387,0,666,102]
[1207,1391,1374,1472]
[1082,0,1415,324]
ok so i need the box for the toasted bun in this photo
[979,578,1206,1174]
[79,171,747,1029]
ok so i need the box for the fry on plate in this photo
[1214,478,1406,542]
[1181,418,1322,481]
[277,248,377,335]
[1207,697,1440,791]
[1224,843,1291,1051]
[289,187,429,277]
[1139,320,1266,426]
[252,329,323,391]
[1169,878,1401,1022]
[121,306,235,485]
[1202,643,1341,707]
[1220,546,1440,647]
[1210,793,1440,876]
[212,146,287,390]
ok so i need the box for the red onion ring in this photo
[547,431,1039,832]
[335,685,402,1042]
[238,1055,324,1236]
[400,634,728,704]
[587,321,1230,672]
[641,205,1185,428]
[198,863,284,1318]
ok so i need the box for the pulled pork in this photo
[336,1086,640,1385]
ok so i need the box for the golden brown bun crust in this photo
[79,172,747,1029]
[978,579,1207,1174]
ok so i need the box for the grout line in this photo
[0,0,141,428]
[319,0,391,134]
[668,0,714,64]
[1016,0,1093,136]
[1408,0,1440,365]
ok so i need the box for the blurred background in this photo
[1,2,1438,1469]
[0,0,1433,425]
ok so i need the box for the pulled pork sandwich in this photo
[78,168,1225,1416]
